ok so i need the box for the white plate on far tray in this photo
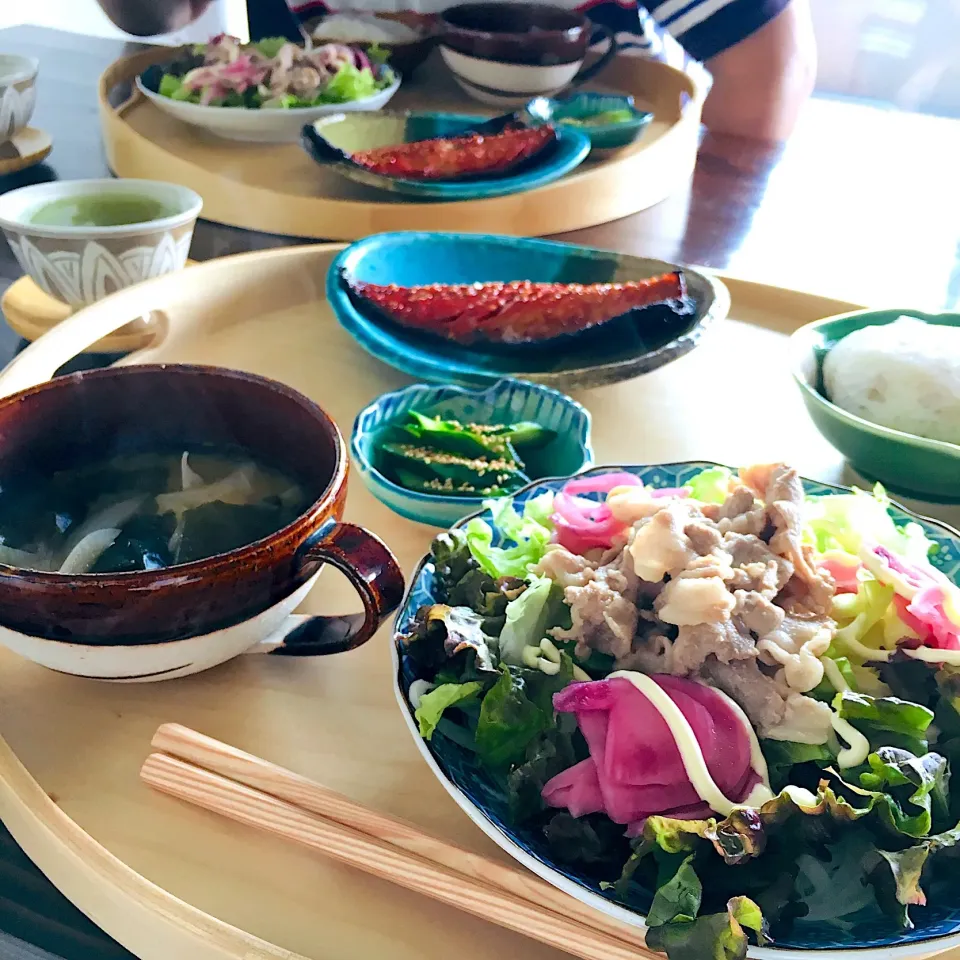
[135,73,402,143]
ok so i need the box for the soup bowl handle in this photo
[572,26,618,86]
[261,522,405,656]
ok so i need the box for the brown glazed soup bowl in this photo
[0,364,405,681]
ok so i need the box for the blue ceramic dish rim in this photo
[391,461,960,959]
[306,111,592,197]
[350,378,596,509]
[789,308,960,460]
[529,93,654,137]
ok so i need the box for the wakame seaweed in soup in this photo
[0,447,309,574]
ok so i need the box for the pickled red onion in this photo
[562,473,643,496]
[551,474,691,554]
[906,585,960,651]
[875,546,932,589]
[820,554,861,593]
[552,491,626,553]
[893,594,928,638]
[542,676,760,830]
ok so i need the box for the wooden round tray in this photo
[1,246,958,960]
[98,48,706,241]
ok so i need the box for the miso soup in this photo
[0,447,310,574]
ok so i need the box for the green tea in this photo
[28,195,176,228]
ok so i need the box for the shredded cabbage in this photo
[685,466,733,505]
[831,579,896,661]
[806,484,934,563]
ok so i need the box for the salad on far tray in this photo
[399,462,960,959]
[157,34,395,109]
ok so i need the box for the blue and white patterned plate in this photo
[391,462,960,959]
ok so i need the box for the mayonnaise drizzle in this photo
[609,670,774,816]
[903,647,960,665]
[831,712,870,769]
[822,657,851,693]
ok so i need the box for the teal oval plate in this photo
[302,111,590,199]
[326,232,730,390]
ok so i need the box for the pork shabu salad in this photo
[157,35,395,109]
[398,463,960,958]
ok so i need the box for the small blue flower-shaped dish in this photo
[351,378,593,527]
[524,93,653,151]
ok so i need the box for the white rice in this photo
[311,13,419,44]
[822,315,960,446]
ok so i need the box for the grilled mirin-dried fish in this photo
[344,272,686,344]
[350,125,556,180]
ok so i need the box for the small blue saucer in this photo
[524,93,653,150]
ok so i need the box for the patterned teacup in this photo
[0,178,202,309]
[0,54,38,144]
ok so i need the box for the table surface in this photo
[0,21,957,960]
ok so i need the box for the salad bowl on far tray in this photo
[393,461,960,960]
[137,35,400,143]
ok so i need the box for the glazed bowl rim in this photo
[350,376,594,510]
[0,178,204,240]
[440,1,588,40]
[392,459,960,959]
[0,54,39,86]
[788,307,960,462]
[0,363,346,585]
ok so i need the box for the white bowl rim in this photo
[134,70,401,118]
[0,178,203,239]
[0,54,40,86]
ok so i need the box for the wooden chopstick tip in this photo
[151,721,194,751]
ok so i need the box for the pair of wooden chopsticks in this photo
[142,724,656,960]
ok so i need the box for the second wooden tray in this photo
[98,48,706,240]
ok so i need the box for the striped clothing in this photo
[254,0,790,79]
